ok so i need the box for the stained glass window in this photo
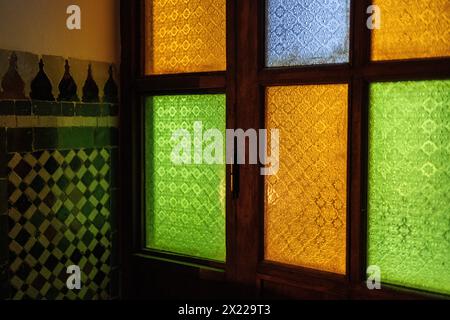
[145,94,226,261]
[145,0,227,75]
[264,84,348,274]
[368,80,450,295]
[371,0,450,61]
[266,0,351,67]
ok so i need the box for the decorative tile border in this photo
[4,127,118,152]
[0,117,118,129]
[0,48,120,300]
[0,100,119,117]
[0,50,118,103]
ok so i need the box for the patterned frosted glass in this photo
[372,0,450,61]
[368,80,450,295]
[145,94,226,261]
[145,0,226,75]
[265,84,348,274]
[266,0,351,67]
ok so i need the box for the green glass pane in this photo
[145,94,226,262]
[368,80,450,295]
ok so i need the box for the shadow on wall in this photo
[0,50,118,103]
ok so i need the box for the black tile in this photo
[91,156,103,173]
[15,227,31,248]
[81,170,95,188]
[30,211,45,228]
[76,103,101,117]
[32,274,47,291]
[43,192,56,209]
[45,287,59,300]
[70,248,82,264]
[29,242,45,259]
[57,237,70,252]
[81,230,94,247]
[93,243,106,259]
[44,255,58,271]
[61,102,75,116]
[93,213,106,231]
[15,100,32,116]
[30,175,45,193]
[69,156,82,171]
[34,128,58,150]
[92,185,106,203]
[15,194,32,215]
[14,159,32,179]
[43,155,59,175]
[7,128,33,153]
[32,101,61,116]
[93,270,107,286]
[0,100,15,115]
[0,179,7,214]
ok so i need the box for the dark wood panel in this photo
[361,59,450,81]
[259,65,351,86]
[130,255,258,300]
[225,0,239,282]
[234,0,261,286]
[258,262,348,298]
[134,73,227,93]
[260,279,345,300]
[119,0,139,299]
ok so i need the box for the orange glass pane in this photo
[145,0,226,75]
[372,0,450,61]
[265,84,348,274]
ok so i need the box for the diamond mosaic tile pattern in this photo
[7,149,111,299]
[145,0,226,75]
[371,0,450,61]
[264,84,348,274]
[368,80,450,295]
[145,94,226,262]
[266,0,350,67]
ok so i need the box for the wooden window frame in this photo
[120,0,450,299]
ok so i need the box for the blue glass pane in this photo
[266,0,351,67]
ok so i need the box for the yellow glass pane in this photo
[265,84,348,274]
[372,0,450,61]
[145,0,226,75]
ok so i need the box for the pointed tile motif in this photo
[103,66,118,103]
[0,52,26,99]
[58,60,79,102]
[30,59,54,101]
[82,64,99,103]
